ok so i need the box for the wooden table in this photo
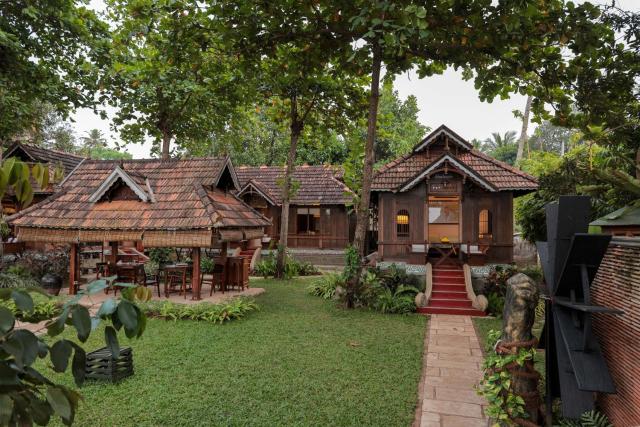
[430,243,459,267]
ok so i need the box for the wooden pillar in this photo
[191,247,201,301]
[220,241,228,293]
[69,243,78,295]
[109,241,118,265]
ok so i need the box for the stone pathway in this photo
[415,314,488,427]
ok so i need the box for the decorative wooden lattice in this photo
[85,347,133,383]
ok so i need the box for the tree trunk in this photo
[502,273,540,424]
[516,95,532,163]
[161,130,171,160]
[275,96,302,279]
[352,41,382,259]
[635,146,640,180]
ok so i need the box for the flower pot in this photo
[41,273,62,296]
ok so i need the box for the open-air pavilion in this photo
[8,156,270,300]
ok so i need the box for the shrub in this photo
[141,298,258,323]
[486,292,505,318]
[254,252,319,279]
[559,410,613,427]
[308,273,344,300]
[0,272,40,289]
[200,256,216,274]
[0,296,62,322]
[148,247,173,265]
[371,285,419,314]
[483,265,517,317]
[9,249,69,280]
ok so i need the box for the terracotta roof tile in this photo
[236,165,353,205]
[372,149,537,192]
[9,158,269,231]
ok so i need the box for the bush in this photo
[486,292,505,318]
[148,247,173,265]
[371,285,420,314]
[0,272,40,289]
[483,265,517,317]
[254,252,319,279]
[308,273,345,299]
[8,249,69,280]
[200,256,216,274]
[140,298,258,323]
[0,296,62,322]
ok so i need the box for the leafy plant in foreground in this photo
[558,410,613,427]
[0,278,150,425]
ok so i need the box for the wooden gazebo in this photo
[8,157,270,299]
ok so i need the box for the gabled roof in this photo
[591,205,640,227]
[413,124,473,152]
[4,142,85,176]
[238,179,278,206]
[235,164,353,205]
[88,166,155,203]
[9,157,269,232]
[372,125,538,193]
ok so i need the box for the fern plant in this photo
[559,410,613,427]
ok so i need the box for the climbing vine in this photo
[477,330,539,426]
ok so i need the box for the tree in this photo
[217,2,367,278]
[374,80,428,163]
[0,1,108,146]
[528,121,579,155]
[86,146,133,160]
[81,129,107,151]
[482,131,518,152]
[516,95,532,162]
[105,0,246,159]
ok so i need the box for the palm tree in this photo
[81,129,107,150]
[482,130,517,152]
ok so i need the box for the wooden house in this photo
[370,125,538,265]
[8,157,270,297]
[2,142,85,215]
[235,165,355,249]
[590,205,640,237]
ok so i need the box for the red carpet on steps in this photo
[417,263,485,316]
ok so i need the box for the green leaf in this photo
[71,305,91,343]
[116,300,138,331]
[46,386,71,421]
[104,326,120,359]
[0,395,13,426]
[50,340,73,372]
[70,346,86,387]
[47,307,70,337]
[86,279,109,294]
[0,306,15,334]
[11,289,33,312]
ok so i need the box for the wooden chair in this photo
[203,263,225,296]
[165,269,188,299]
[461,241,491,265]
[142,264,161,298]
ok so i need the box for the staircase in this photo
[418,262,485,316]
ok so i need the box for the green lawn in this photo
[42,277,427,426]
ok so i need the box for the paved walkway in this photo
[415,314,488,427]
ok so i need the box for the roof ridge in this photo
[11,142,86,160]
[82,156,228,164]
[469,149,537,182]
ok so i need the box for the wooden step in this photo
[417,306,486,316]
[432,276,465,285]
[428,298,473,309]
[431,290,468,299]
[432,284,467,292]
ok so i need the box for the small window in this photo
[396,209,410,237]
[479,209,493,239]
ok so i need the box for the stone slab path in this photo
[415,314,489,427]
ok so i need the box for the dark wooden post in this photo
[501,273,540,424]
[191,247,201,300]
[69,243,78,295]
[109,241,118,265]
[220,241,228,293]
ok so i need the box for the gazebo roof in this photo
[590,205,640,228]
[371,125,538,193]
[9,157,270,246]
[235,164,353,205]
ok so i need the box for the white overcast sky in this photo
[73,0,639,159]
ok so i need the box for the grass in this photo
[41,277,427,427]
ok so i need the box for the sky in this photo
[72,0,639,159]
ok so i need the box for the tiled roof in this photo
[372,148,538,192]
[9,158,270,231]
[4,142,85,176]
[236,165,353,205]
